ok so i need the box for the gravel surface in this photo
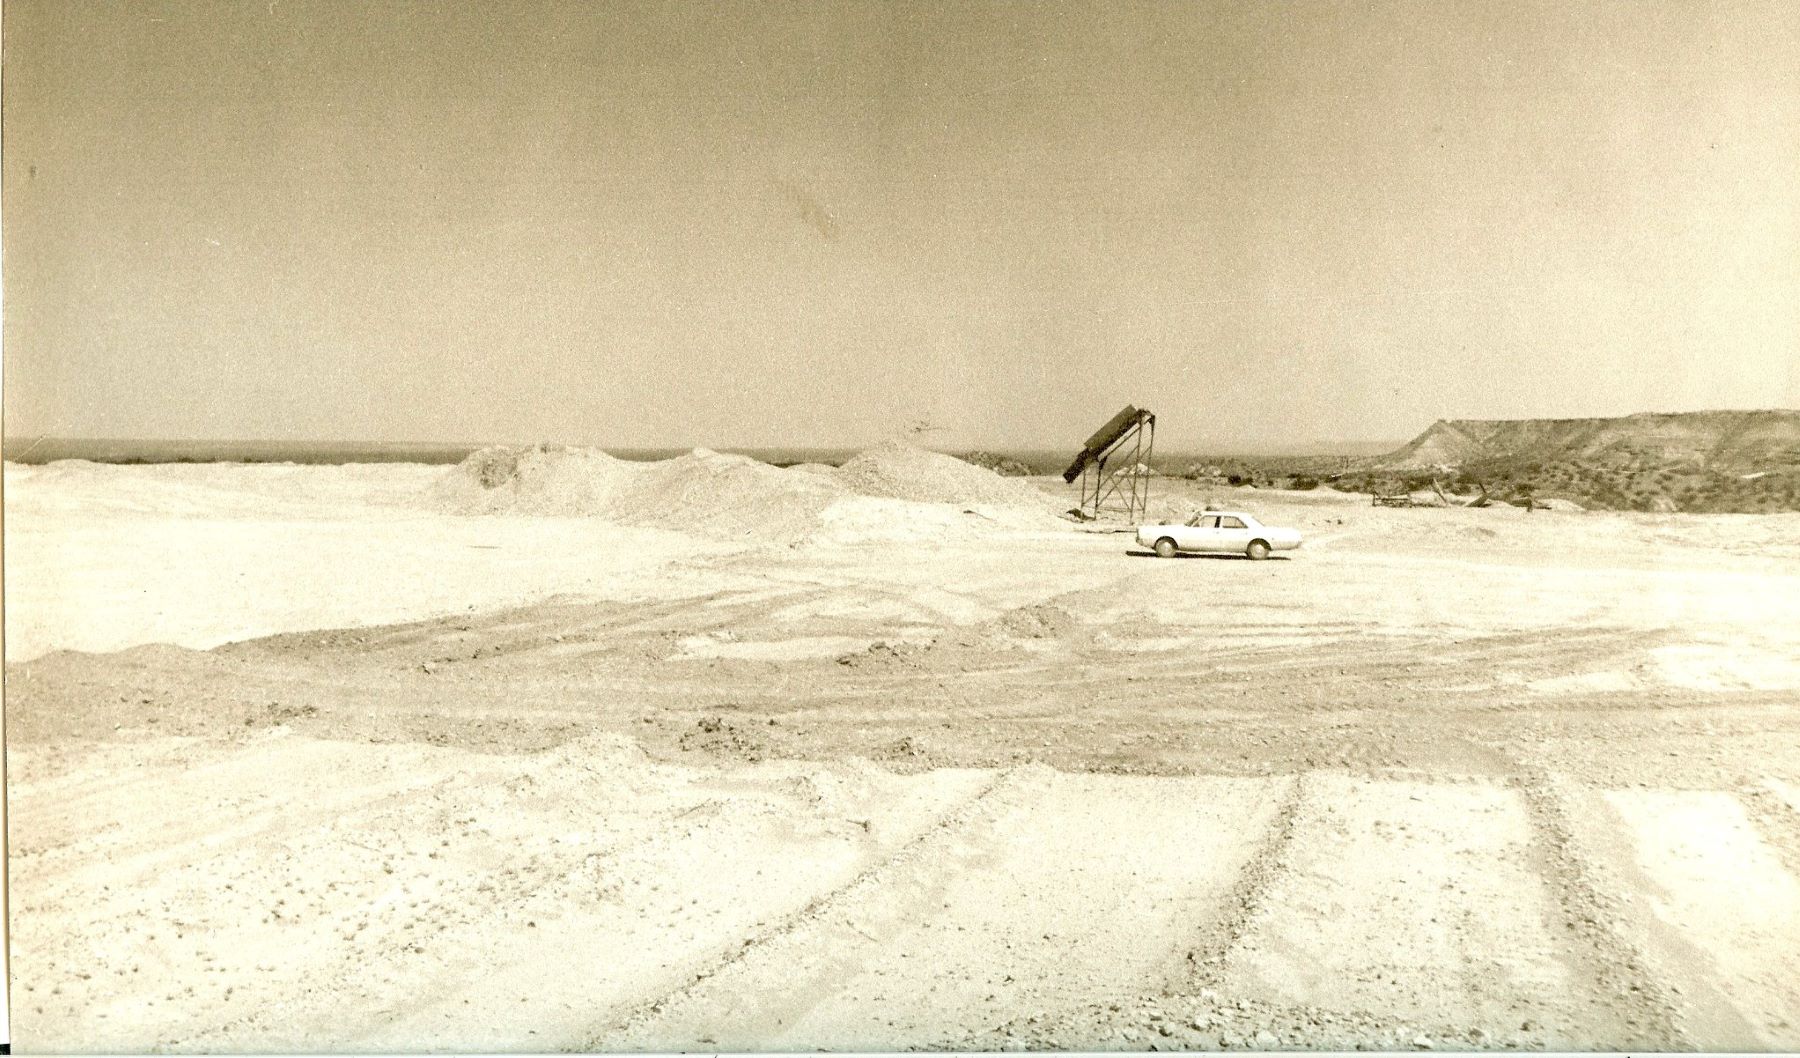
[7,465,1800,1051]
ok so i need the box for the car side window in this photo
[1220,516,1246,529]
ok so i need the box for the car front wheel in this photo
[1154,537,1179,559]
[1246,540,1271,560]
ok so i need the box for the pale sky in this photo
[4,0,1797,452]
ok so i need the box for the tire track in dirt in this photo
[941,626,1663,710]
[1592,784,1800,1046]
[1187,765,1609,1046]
[249,589,831,669]
[1740,783,1800,884]
[593,767,1285,1051]
[1181,774,1306,987]
[420,591,805,666]
[579,767,1020,1050]
[1505,765,1688,1049]
[962,774,1306,1048]
[9,737,473,887]
[148,740,996,1052]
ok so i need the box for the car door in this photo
[1214,515,1254,552]
[1176,514,1221,551]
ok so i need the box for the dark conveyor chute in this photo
[1062,405,1156,520]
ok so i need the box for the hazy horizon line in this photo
[0,435,1407,465]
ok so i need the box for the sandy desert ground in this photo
[6,453,1800,1052]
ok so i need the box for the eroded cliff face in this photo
[1368,410,1800,512]
[1381,410,1800,471]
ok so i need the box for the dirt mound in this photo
[604,448,846,540]
[432,444,634,516]
[431,442,1068,545]
[986,604,1080,644]
[994,602,1080,640]
[833,639,930,670]
[433,445,846,541]
[835,441,1052,509]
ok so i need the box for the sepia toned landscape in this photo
[7,425,1800,1051]
[6,0,1800,1053]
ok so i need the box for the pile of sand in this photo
[431,445,636,517]
[605,449,847,540]
[834,441,1053,509]
[433,445,847,541]
[432,441,1060,544]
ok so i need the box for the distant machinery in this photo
[1062,405,1156,521]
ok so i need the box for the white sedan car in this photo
[1136,510,1302,560]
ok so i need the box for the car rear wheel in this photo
[1246,539,1271,561]
[1154,537,1179,559]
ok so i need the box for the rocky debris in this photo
[880,735,930,762]
[962,451,1038,477]
[834,640,930,669]
[993,603,1079,640]
[676,716,768,762]
[951,991,1508,1053]
[242,701,320,728]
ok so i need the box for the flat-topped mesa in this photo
[1378,410,1800,472]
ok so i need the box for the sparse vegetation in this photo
[961,451,1037,477]
[1362,411,1800,513]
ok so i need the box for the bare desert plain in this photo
[7,446,1800,1052]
